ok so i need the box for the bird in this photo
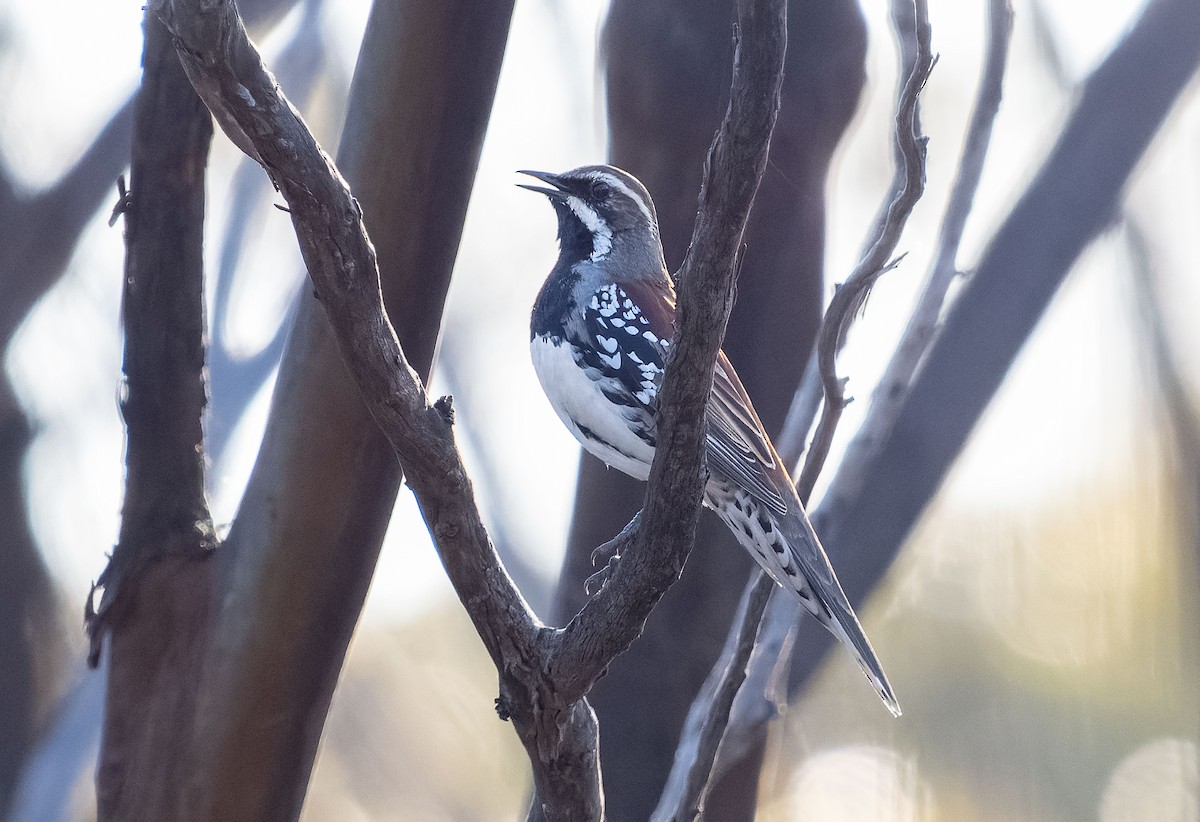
[519,163,900,717]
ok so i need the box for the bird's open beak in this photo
[516,169,568,201]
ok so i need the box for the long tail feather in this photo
[710,480,901,717]
[776,506,902,717]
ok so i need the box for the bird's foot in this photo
[584,558,618,595]
[586,532,623,594]
[584,511,641,595]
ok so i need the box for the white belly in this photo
[531,335,655,481]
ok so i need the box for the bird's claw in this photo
[590,539,619,568]
[584,554,619,596]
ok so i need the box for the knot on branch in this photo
[108,175,131,226]
[434,394,455,425]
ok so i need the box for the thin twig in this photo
[651,572,774,822]
[796,0,1200,714]
[818,0,1012,529]
[796,0,933,499]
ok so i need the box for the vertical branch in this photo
[0,383,60,818]
[659,0,935,809]
[651,571,774,822]
[88,11,216,821]
[795,0,933,500]
[546,0,788,705]
[573,2,868,816]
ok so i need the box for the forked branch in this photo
[150,0,786,818]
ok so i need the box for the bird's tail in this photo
[773,506,902,718]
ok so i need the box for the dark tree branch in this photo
[572,3,867,816]
[1034,0,1200,719]
[85,12,216,820]
[151,0,784,817]
[0,384,61,819]
[0,1,316,815]
[87,11,216,653]
[545,0,787,707]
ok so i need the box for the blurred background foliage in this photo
[0,0,1197,819]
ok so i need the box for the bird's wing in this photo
[573,281,677,443]
[706,351,790,516]
[599,280,789,516]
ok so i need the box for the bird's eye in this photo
[591,180,613,200]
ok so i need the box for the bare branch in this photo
[0,0,315,814]
[86,12,216,654]
[722,0,1007,770]
[153,0,784,816]
[660,0,936,804]
[567,5,866,815]
[652,572,774,822]
[796,0,933,499]
[0,382,62,817]
[818,0,1013,542]
[86,12,216,820]
[169,1,520,818]
[544,0,787,708]
[535,0,788,811]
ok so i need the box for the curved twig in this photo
[818,0,1012,534]
[795,0,933,500]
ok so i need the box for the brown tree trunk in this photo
[94,12,216,818]
[551,2,867,818]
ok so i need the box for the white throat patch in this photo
[566,196,613,260]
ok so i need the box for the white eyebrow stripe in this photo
[567,196,614,260]
[592,171,655,228]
